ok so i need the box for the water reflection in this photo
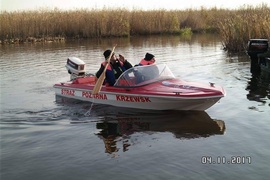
[55,96,225,154]
[246,71,270,106]
[95,110,225,154]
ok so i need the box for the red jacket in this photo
[138,59,155,66]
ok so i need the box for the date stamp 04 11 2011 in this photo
[201,156,251,164]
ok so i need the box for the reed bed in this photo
[217,5,270,52]
[1,5,269,52]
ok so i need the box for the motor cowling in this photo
[66,57,86,80]
[247,39,269,58]
[246,39,269,74]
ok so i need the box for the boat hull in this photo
[54,84,223,111]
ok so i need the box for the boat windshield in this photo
[114,64,175,87]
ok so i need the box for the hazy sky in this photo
[1,0,269,11]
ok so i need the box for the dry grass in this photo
[1,5,269,52]
[217,5,270,52]
[0,8,216,40]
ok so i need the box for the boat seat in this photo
[72,76,96,84]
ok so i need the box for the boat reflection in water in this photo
[55,96,226,155]
[93,106,226,155]
[246,71,270,106]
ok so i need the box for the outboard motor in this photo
[247,39,269,74]
[66,57,86,80]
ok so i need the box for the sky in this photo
[1,0,269,12]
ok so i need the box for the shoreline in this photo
[1,6,269,52]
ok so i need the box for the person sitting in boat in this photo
[135,52,156,66]
[134,53,159,83]
[96,49,133,86]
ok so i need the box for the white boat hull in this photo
[54,86,222,111]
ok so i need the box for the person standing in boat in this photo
[96,49,133,86]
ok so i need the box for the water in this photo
[1,34,269,180]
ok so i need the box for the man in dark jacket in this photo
[96,49,133,86]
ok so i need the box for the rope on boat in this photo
[84,100,95,116]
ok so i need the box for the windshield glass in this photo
[114,64,175,87]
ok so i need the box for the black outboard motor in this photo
[247,39,269,74]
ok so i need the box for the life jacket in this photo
[102,61,112,70]
[101,61,124,69]
[102,61,125,76]
[101,60,125,86]
[138,58,155,66]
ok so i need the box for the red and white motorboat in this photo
[53,57,226,111]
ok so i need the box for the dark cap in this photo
[144,53,155,61]
[103,49,114,59]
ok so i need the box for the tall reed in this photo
[217,4,270,52]
[1,5,269,52]
[0,7,216,40]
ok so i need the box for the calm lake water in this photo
[1,34,269,180]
